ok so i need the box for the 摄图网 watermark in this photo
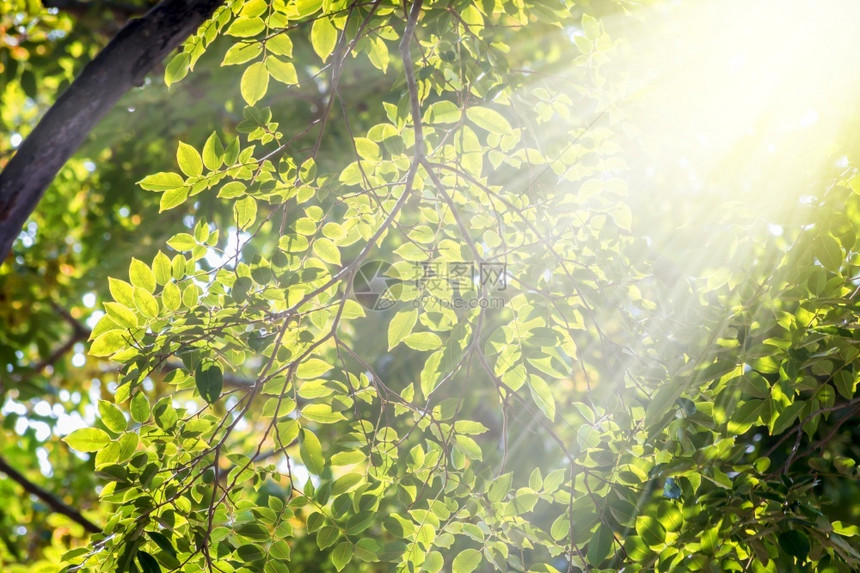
[351,258,509,311]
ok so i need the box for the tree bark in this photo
[0,0,225,264]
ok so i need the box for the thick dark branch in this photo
[0,455,101,534]
[0,0,226,264]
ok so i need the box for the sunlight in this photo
[619,0,860,210]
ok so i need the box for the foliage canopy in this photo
[2,0,860,572]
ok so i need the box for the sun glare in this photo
[616,0,860,209]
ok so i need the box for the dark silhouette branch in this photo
[0,0,226,264]
[0,455,101,534]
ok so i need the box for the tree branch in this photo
[0,455,101,534]
[0,0,226,264]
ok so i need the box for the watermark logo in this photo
[352,260,402,311]
[352,259,508,312]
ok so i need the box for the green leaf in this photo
[98,400,127,433]
[167,233,196,251]
[317,526,340,550]
[103,302,137,328]
[771,400,804,435]
[587,523,614,566]
[147,531,176,558]
[266,56,298,85]
[313,237,341,265]
[331,542,352,571]
[129,258,156,293]
[452,548,482,573]
[222,41,263,66]
[550,514,570,541]
[183,284,200,307]
[300,429,325,475]
[267,34,293,57]
[176,141,203,178]
[196,364,224,404]
[299,158,317,182]
[311,17,337,62]
[301,403,345,424]
[235,196,258,229]
[64,428,111,452]
[424,101,461,124]
[778,530,810,561]
[152,251,171,286]
[134,288,159,318]
[402,331,442,351]
[487,472,512,503]
[297,358,333,379]
[90,330,127,357]
[388,309,417,350]
[164,52,190,87]
[226,16,265,37]
[162,281,181,311]
[218,181,246,199]
[159,186,190,212]
[815,234,843,272]
[137,550,161,573]
[635,515,666,547]
[241,61,269,105]
[138,172,184,191]
[466,106,513,134]
[237,544,266,562]
[202,132,224,170]
[644,382,683,428]
[527,375,556,421]
[131,392,151,423]
[109,277,135,307]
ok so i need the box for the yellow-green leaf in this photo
[98,400,127,433]
[159,186,190,212]
[162,281,181,311]
[528,375,556,421]
[388,309,417,350]
[466,106,513,134]
[138,172,184,191]
[452,549,482,573]
[109,277,135,307]
[226,16,265,38]
[218,181,246,199]
[300,429,325,475]
[134,288,159,318]
[90,330,127,357]
[402,331,442,351]
[424,101,461,124]
[129,258,156,293]
[241,61,269,105]
[266,56,298,85]
[311,17,337,62]
[130,392,151,423]
[176,141,203,177]
[297,358,333,379]
[222,41,263,66]
[266,34,293,57]
[164,52,190,87]
[234,196,258,229]
[152,251,171,285]
[64,428,111,452]
[202,132,224,171]
[313,237,341,265]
